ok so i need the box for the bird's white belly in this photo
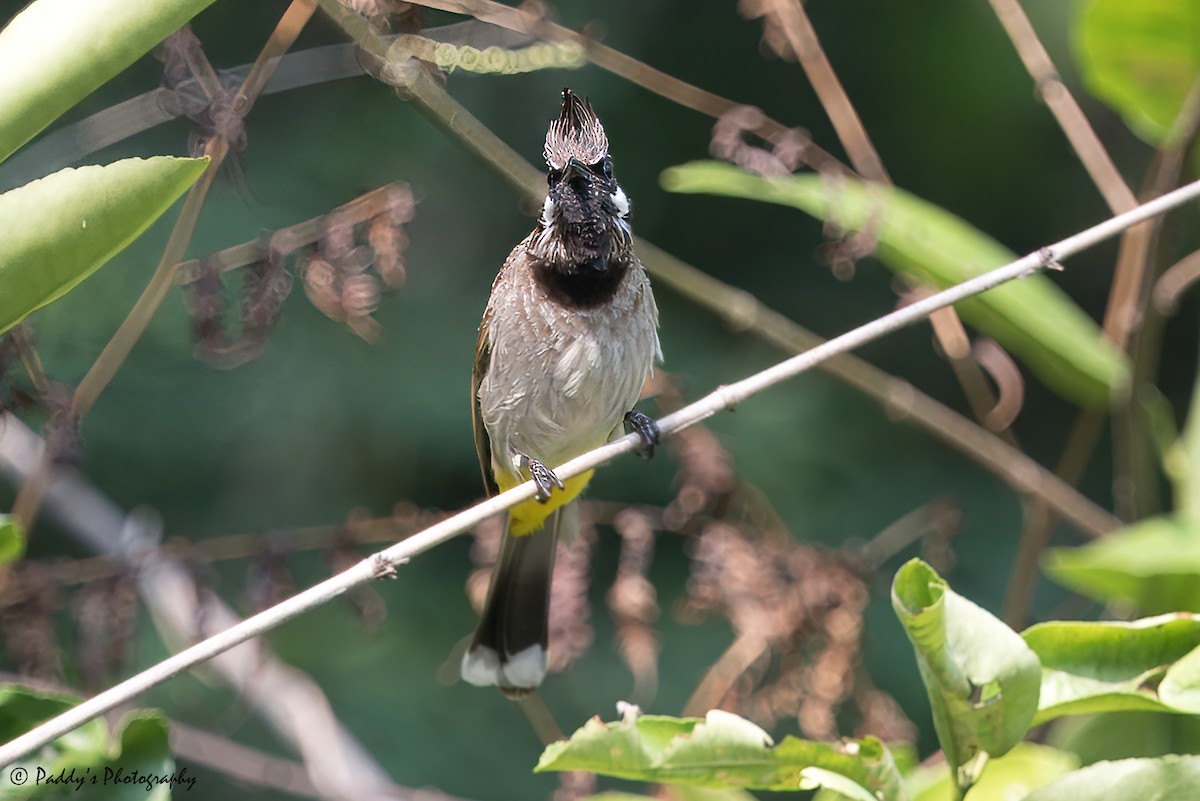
[479,304,655,481]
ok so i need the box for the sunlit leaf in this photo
[1022,755,1200,801]
[0,0,221,163]
[891,559,1040,794]
[536,709,906,799]
[1073,0,1200,145]
[884,743,1077,801]
[1023,613,1200,722]
[0,156,208,334]
[660,161,1129,409]
[1043,516,1200,613]
[0,515,24,565]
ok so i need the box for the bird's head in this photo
[535,89,631,269]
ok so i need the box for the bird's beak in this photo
[564,157,589,182]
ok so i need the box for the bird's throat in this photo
[533,254,630,309]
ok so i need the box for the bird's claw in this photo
[624,410,660,460]
[526,457,564,503]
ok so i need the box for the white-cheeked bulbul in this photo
[461,89,662,694]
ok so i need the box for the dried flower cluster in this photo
[682,522,875,740]
[154,27,248,157]
[182,183,415,362]
[0,564,63,681]
[300,184,415,342]
[710,105,811,179]
[606,509,659,698]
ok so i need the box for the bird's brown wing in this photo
[471,305,500,498]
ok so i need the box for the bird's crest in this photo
[543,88,609,170]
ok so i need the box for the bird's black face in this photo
[536,90,632,272]
[547,154,617,222]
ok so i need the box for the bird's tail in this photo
[461,503,578,694]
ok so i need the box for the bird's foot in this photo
[624,410,660,460]
[524,456,564,503]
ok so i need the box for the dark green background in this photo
[1,1,1193,799]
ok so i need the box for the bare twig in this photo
[750,0,890,183]
[985,0,1136,214]
[5,179,1200,763]
[514,692,567,746]
[681,631,769,718]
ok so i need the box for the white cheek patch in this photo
[541,195,556,227]
[610,186,630,218]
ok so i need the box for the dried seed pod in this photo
[341,273,381,318]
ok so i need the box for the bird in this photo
[461,88,662,695]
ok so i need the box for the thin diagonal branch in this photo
[5,177,1200,764]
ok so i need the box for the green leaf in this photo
[0,686,176,800]
[1043,516,1200,613]
[888,743,1078,801]
[0,0,221,164]
[1179,361,1200,523]
[891,559,1041,794]
[99,711,174,801]
[0,515,24,565]
[1072,0,1200,145]
[1047,711,1200,763]
[1022,755,1200,801]
[0,156,208,334]
[1023,613,1200,722]
[536,709,907,799]
[660,161,1129,409]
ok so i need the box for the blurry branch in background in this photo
[0,417,402,800]
[743,0,890,184]
[975,0,1200,624]
[5,175,1200,763]
[1002,76,1200,627]
[314,0,1121,539]
[740,0,1019,439]
[985,0,1136,215]
[6,1,322,561]
[399,0,856,175]
[71,0,318,419]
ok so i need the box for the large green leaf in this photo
[0,156,208,334]
[536,709,907,800]
[891,559,1041,795]
[0,685,175,799]
[660,161,1129,409]
[1043,516,1200,613]
[1022,755,1200,801]
[1073,0,1200,145]
[1023,613,1200,722]
[0,0,221,164]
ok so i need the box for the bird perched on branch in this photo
[462,88,661,694]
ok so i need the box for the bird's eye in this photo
[598,156,613,178]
